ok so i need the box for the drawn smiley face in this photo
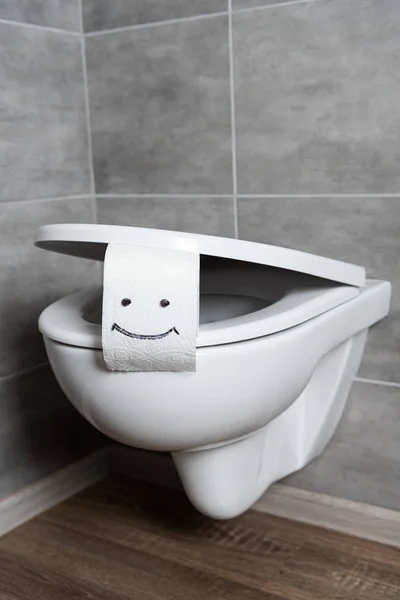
[111,297,180,340]
[102,243,199,372]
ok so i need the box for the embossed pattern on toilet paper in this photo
[102,244,199,372]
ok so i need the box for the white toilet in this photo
[35,224,391,519]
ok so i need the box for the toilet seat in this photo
[36,224,366,350]
[39,275,360,350]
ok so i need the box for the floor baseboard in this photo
[254,484,400,549]
[1,445,399,549]
[0,448,110,538]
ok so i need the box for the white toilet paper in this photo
[102,243,199,372]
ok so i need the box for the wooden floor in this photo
[0,476,399,600]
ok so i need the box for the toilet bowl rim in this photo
[38,280,360,351]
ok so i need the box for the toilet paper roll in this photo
[102,243,199,372]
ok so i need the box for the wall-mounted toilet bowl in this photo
[35,225,391,519]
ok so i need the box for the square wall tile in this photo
[0,24,91,202]
[97,196,235,237]
[0,197,99,379]
[86,16,232,195]
[238,196,400,383]
[283,382,400,511]
[0,0,80,31]
[0,365,105,500]
[234,0,400,194]
[83,0,227,32]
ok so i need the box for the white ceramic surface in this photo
[35,225,390,519]
[41,279,391,518]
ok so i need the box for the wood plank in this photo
[0,476,399,600]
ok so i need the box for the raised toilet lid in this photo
[35,224,366,348]
[35,223,365,286]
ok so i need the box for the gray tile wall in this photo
[234,0,400,195]
[83,0,400,510]
[0,23,91,203]
[0,16,104,501]
[85,16,232,195]
[82,0,228,32]
[0,0,81,31]
[96,196,235,237]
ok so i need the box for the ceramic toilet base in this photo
[172,330,368,519]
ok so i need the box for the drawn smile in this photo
[111,323,180,340]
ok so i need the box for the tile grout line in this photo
[77,0,84,35]
[0,194,94,206]
[2,194,400,204]
[234,0,319,16]
[0,17,80,35]
[228,0,239,239]
[7,194,397,203]
[78,0,96,199]
[0,362,49,385]
[84,10,229,37]
[355,377,400,389]
[236,193,400,199]
[95,194,235,199]
[93,193,400,199]
[3,194,97,207]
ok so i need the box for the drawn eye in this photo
[121,298,131,307]
[160,299,170,308]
